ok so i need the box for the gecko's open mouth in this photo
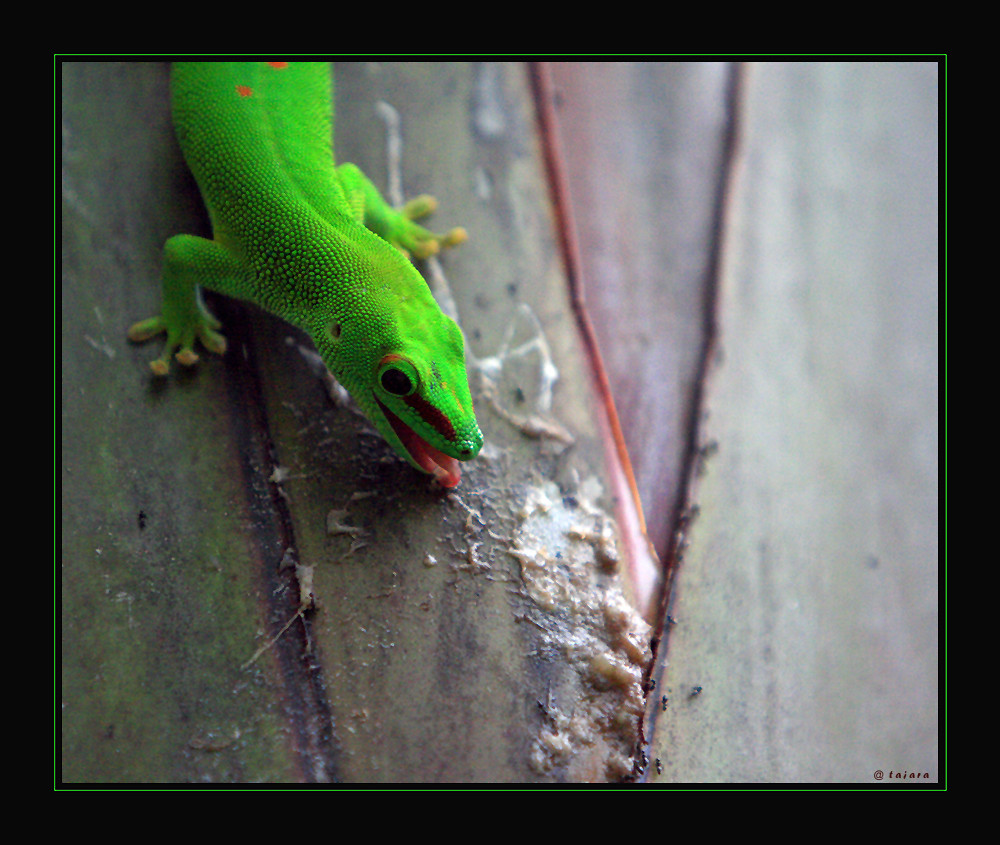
[375,397,461,488]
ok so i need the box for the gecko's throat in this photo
[374,396,461,488]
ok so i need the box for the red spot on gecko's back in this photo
[267,61,289,69]
[235,84,253,98]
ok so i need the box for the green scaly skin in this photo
[129,62,483,487]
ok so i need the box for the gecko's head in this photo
[313,288,484,488]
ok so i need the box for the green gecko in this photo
[129,61,483,488]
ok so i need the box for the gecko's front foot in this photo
[335,163,468,260]
[127,303,227,376]
[395,194,467,259]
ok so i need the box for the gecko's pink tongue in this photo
[376,398,461,488]
[403,434,461,488]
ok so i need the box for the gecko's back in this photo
[171,61,349,242]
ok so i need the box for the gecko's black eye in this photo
[377,356,418,397]
[381,368,412,396]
